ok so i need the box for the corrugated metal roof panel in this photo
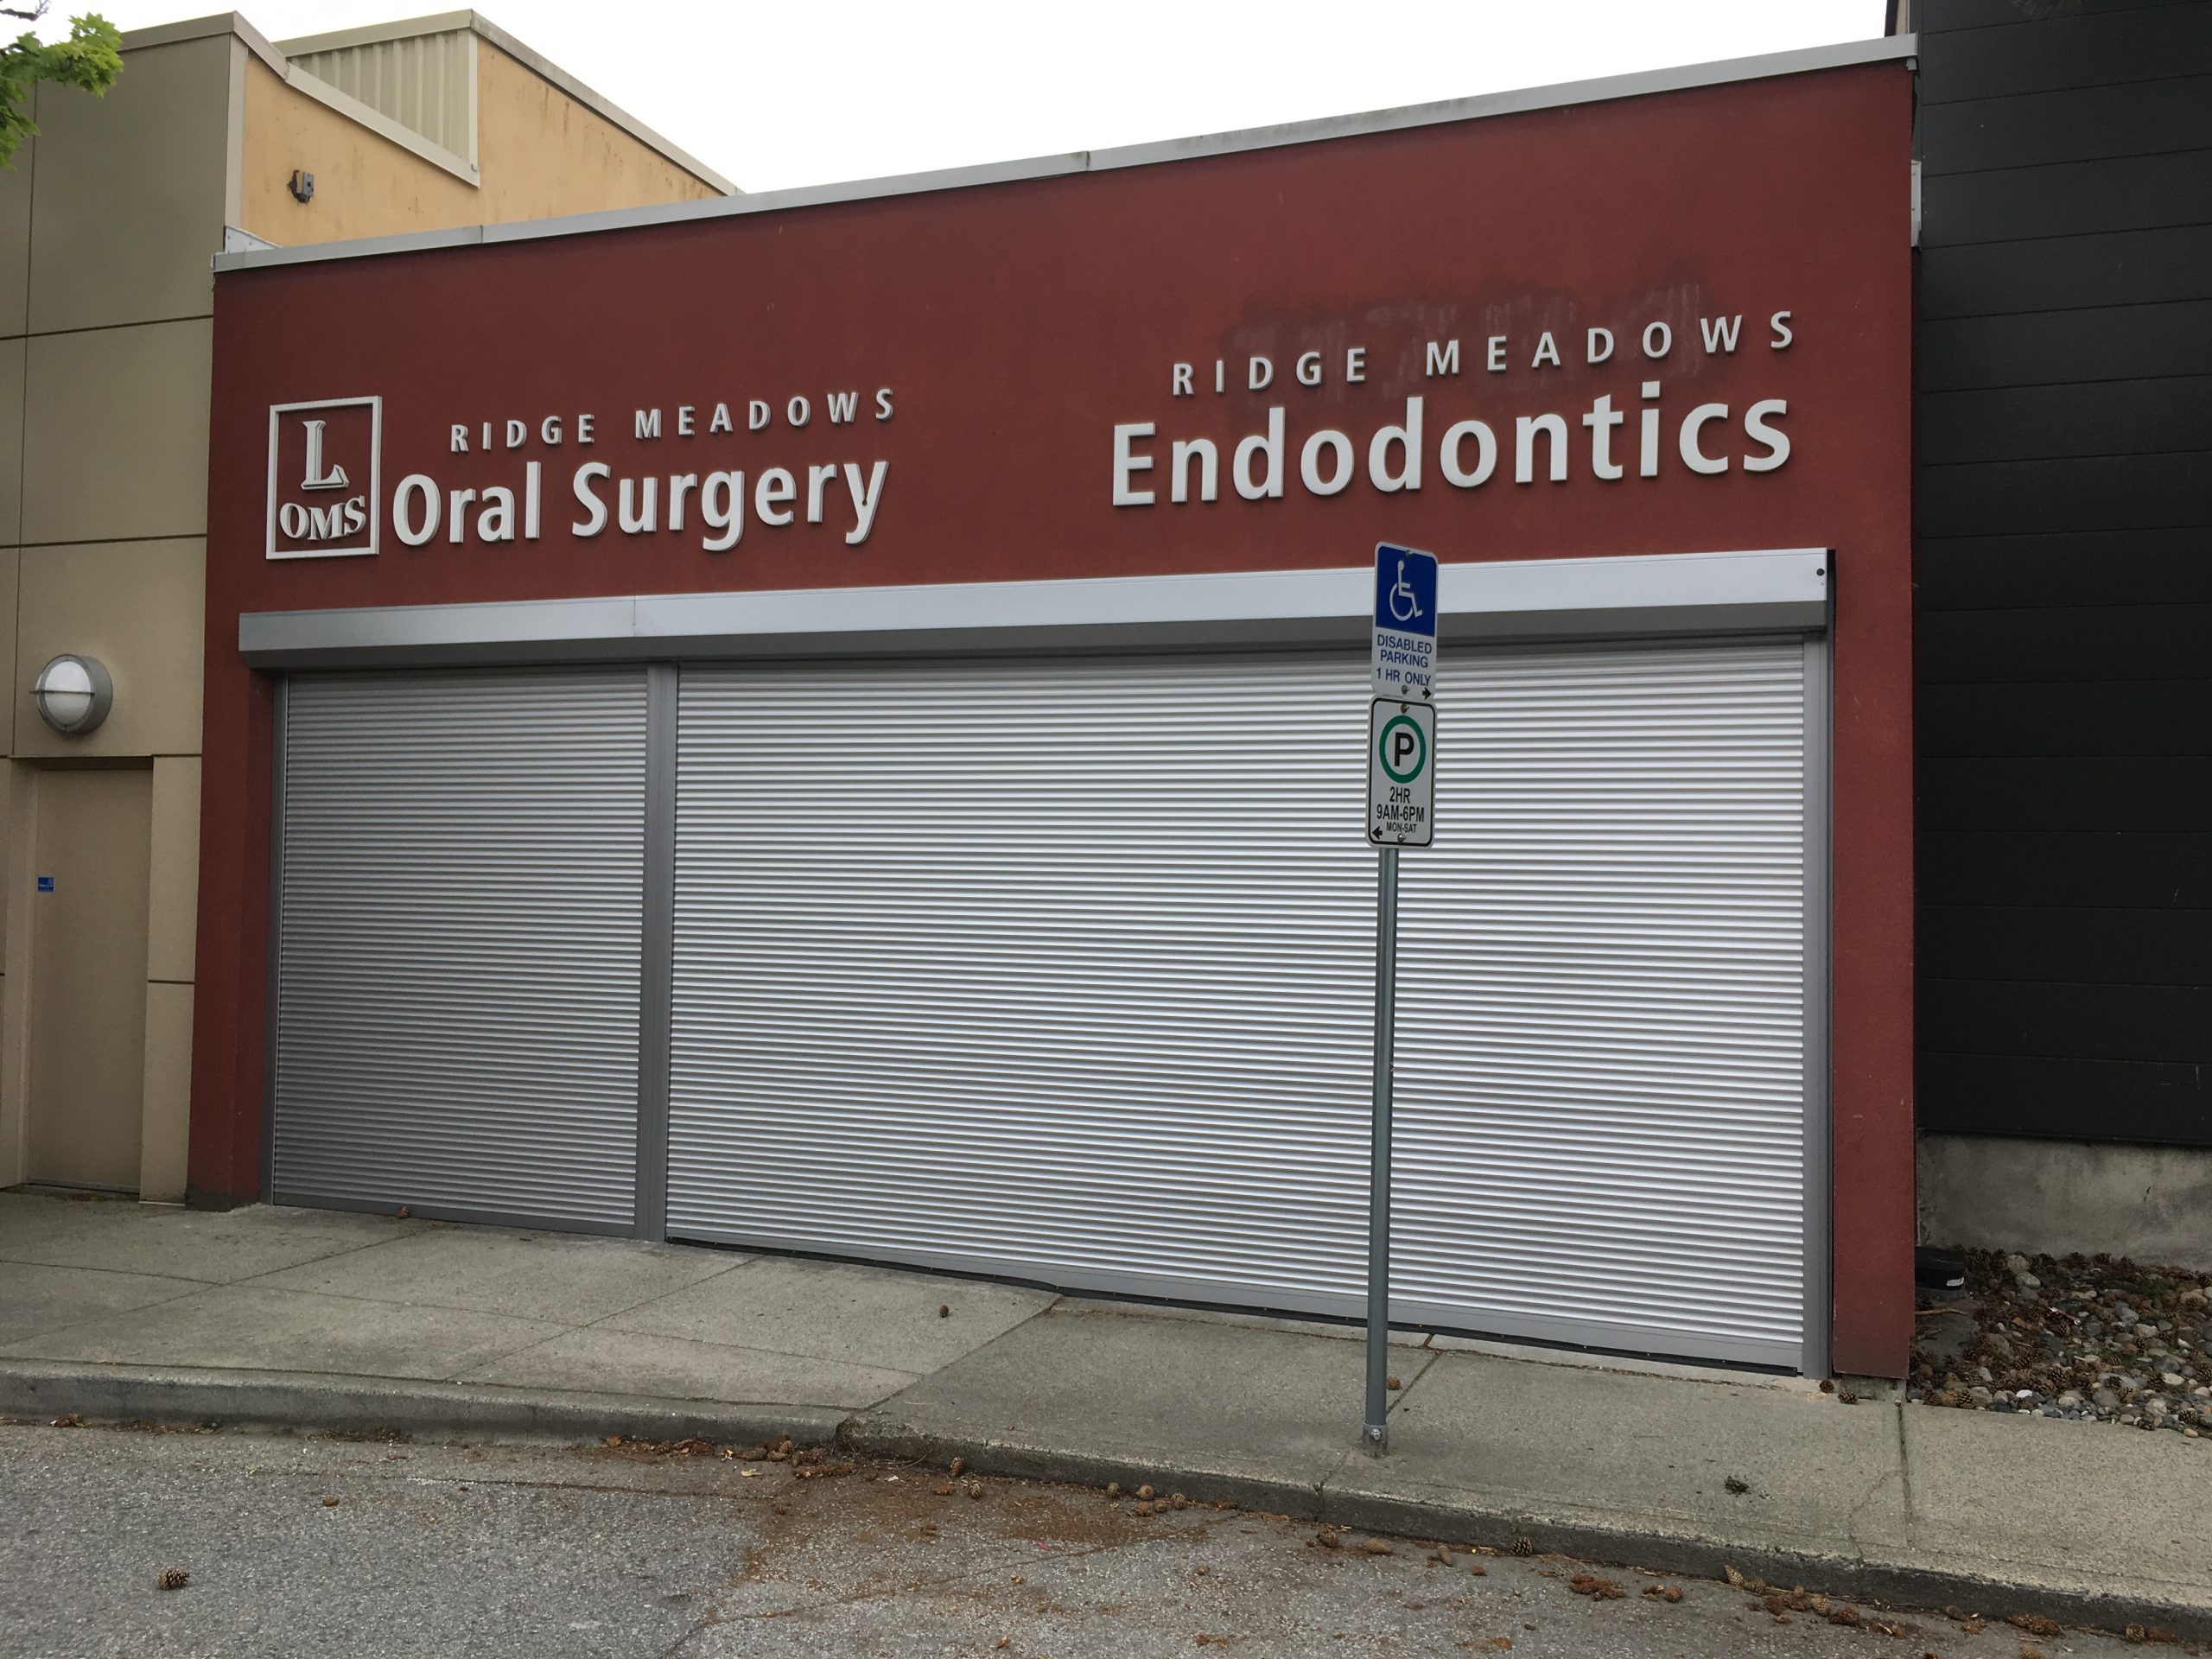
[288,28,476,167]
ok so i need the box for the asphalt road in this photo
[0,1421,2156,1658]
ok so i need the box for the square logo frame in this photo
[266,395,383,561]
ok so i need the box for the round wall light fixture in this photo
[32,654,114,736]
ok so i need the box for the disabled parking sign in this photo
[1371,543,1438,701]
[1367,543,1439,847]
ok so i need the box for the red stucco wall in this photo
[194,61,1916,1374]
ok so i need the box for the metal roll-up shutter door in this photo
[666,641,1816,1367]
[1394,640,1815,1368]
[668,654,1379,1307]
[273,668,648,1230]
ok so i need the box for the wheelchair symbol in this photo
[1388,558,1423,625]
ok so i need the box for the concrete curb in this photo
[0,1360,846,1451]
[846,1412,2212,1643]
[838,1412,1329,1522]
[1311,1484,2212,1644]
[6,1360,2205,1642]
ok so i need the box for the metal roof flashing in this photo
[212,33,1915,276]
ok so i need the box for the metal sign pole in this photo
[1363,843,1400,1451]
[1363,540,1437,1454]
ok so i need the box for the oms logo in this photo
[266,397,381,560]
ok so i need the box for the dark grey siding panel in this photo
[1918,680,2212,755]
[1916,528,2212,609]
[1919,301,2212,391]
[1919,831,2212,909]
[1916,1053,2210,1147]
[1922,0,2202,32]
[1913,3,2212,1141]
[1918,74,2212,175]
[1921,149,2212,245]
[1921,225,2212,318]
[1918,378,2212,463]
[1916,603,2212,683]
[1920,904,2212,983]
[1918,452,2212,535]
[1920,755,2212,831]
[1918,3,2212,103]
[1920,980,2211,1064]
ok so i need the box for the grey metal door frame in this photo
[1800,632,1834,1382]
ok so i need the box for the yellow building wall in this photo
[238,41,721,247]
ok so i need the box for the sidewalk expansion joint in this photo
[1891,1400,1914,1526]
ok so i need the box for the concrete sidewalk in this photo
[2,1192,2204,1636]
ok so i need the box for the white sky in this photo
[50,1,1888,193]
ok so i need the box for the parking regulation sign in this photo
[1368,698,1436,847]
[1371,543,1439,701]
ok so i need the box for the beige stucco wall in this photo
[22,36,232,334]
[238,39,720,247]
[0,138,29,336]
[0,41,232,1199]
[472,42,723,219]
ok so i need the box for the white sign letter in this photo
[700,470,745,551]
[756,467,796,525]
[1171,438,1217,504]
[572,461,611,535]
[1440,419,1496,487]
[1679,403,1730,474]
[1515,413,1568,483]
[1300,429,1354,495]
[1582,393,1625,481]
[842,461,889,545]
[1369,397,1424,493]
[1743,399,1790,472]
[1112,422,1156,506]
[1233,407,1286,500]
[393,474,440,544]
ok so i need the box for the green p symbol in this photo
[1379,715,1426,783]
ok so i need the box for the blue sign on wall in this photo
[35,875,53,893]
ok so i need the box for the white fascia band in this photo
[239,548,1828,669]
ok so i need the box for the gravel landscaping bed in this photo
[1908,1249,2210,1435]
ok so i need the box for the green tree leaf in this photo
[2,11,124,169]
